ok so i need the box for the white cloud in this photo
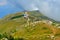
[25,3,38,11]
[0,2,6,6]
[16,0,38,11]
[30,4,38,10]
[34,0,60,21]
[0,0,7,6]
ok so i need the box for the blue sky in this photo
[0,0,25,18]
[0,0,60,21]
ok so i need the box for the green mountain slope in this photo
[0,11,50,33]
[0,11,60,40]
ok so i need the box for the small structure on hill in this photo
[24,12,30,25]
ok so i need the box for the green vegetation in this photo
[0,11,60,40]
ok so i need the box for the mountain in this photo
[0,11,60,40]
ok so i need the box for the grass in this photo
[0,11,60,40]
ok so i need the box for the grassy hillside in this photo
[0,11,60,40]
